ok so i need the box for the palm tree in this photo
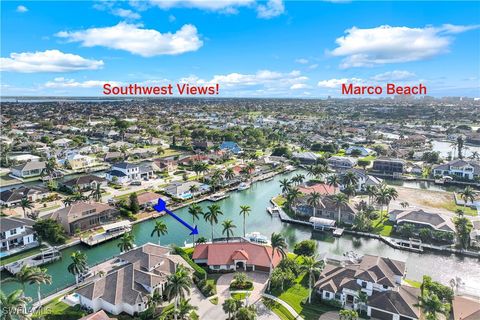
[151,220,168,245]
[417,293,450,320]
[225,168,235,181]
[286,187,301,210]
[375,185,391,215]
[294,173,305,186]
[222,219,236,242]
[90,183,102,202]
[175,298,198,320]
[385,187,399,214]
[341,171,359,187]
[67,251,88,285]
[301,255,324,303]
[204,204,223,241]
[19,198,33,218]
[189,184,199,199]
[63,197,73,207]
[165,265,193,320]
[223,298,241,320]
[188,204,203,245]
[365,185,378,206]
[332,193,348,224]
[400,201,409,209]
[239,205,251,237]
[327,174,341,193]
[279,178,291,195]
[236,305,257,320]
[268,232,287,290]
[459,186,476,207]
[307,192,321,217]
[0,289,31,320]
[117,231,135,252]
[1,265,36,293]
[29,267,52,306]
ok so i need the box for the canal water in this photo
[1,170,480,299]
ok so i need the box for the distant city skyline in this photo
[1,1,479,97]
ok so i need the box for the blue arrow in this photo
[153,199,199,235]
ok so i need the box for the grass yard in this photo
[114,189,148,201]
[263,298,296,320]
[0,244,47,266]
[442,202,478,216]
[231,292,248,300]
[371,218,394,236]
[38,204,61,212]
[271,273,338,320]
[360,155,376,162]
[209,297,219,305]
[33,299,86,320]
[404,279,422,288]
[272,195,286,207]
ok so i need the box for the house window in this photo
[361,281,367,288]
[10,228,17,235]
[383,285,388,289]
[325,292,330,298]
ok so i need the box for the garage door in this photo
[371,308,394,320]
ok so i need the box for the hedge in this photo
[172,246,207,279]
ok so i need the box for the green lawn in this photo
[231,292,248,300]
[33,299,86,320]
[263,298,296,320]
[0,244,47,266]
[359,155,376,162]
[404,279,422,288]
[371,212,394,236]
[271,273,338,320]
[38,204,61,212]
[114,189,148,201]
[272,195,286,207]
[443,202,478,216]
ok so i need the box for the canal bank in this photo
[2,169,480,300]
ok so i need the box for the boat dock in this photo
[266,206,280,216]
[81,220,132,246]
[333,228,344,237]
[4,247,61,275]
[208,192,229,202]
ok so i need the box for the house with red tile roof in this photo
[298,183,335,196]
[192,241,285,272]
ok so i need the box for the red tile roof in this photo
[192,242,284,268]
[298,183,335,195]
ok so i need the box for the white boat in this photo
[208,192,229,202]
[237,182,251,190]
[246,232,270,244]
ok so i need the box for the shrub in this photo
[172,246,207,279]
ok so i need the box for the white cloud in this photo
[0,50,104,73]
[308,64,319,69]
[371,70,416,81]
[290,83,308,90]
[56,22,203,57]
[317,78,363,88]
[295,58,309,64]
[111,8,141,20]
[146,0,255,11]
[44,77,121,88]
[16,5,28,13]
[330,24,479,68]
[141,0,283,18]
[257,0,284,19]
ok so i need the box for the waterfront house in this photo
[61,153,97,171]
[105,162,154,184]
[0,186,50,207]
[339,169,383,192]
[328,156,357,169]
[372,158,406,176]
[432,159,480,181]
[192,241,284,272]
[153,158,178,172]
[0,217,38,255]
[220,141,242,154]
[298,183,336,196]
[79,310,115,320]
[52,138,72,148]
[136,192,163,209]
[315,255,419,320]
[48,202,119,234]
[61,175,107,192]
[103,152,124,163]
[293,194,357,224]
[389,209,455,234]
[163,181,210,199]
[10,161,46,179]
[76,243,192,316]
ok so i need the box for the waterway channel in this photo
[1,170,479,299]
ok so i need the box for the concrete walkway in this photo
[262,293,304,319]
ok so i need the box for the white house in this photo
[346,146,375,157]
[339,169,383,192]
[328,156,357,169]
[433,159,480,181]
[105,162,153,184]
[52,138,72,148]
[0,217,38,255]
[10,161,46,179]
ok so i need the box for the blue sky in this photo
[1,0,479,97]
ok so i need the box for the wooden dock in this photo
[81,220,132,246]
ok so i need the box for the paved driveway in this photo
[216,271,270,304]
